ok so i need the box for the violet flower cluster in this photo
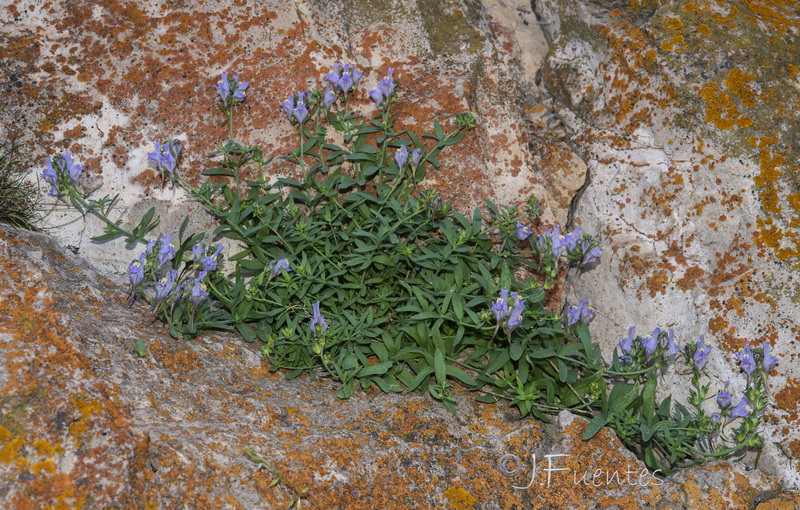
[490,287,526,339]
[325,62,363,95]
[368,68,396,111]
[532,224,601,266]
[216,72,249,107]
[127,234,223,318]
[566,299,596,327]
[40,151,83,197]
[280,92,310,124]
[617,325,680,370]
[708,342,779,431]
[147,139,181,186]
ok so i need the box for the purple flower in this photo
[492,288,509,322]
[378,68,395,97]
[717,380,732,410]
[325,63,362,94]
[663,328,680,359]
[323,86,337,110]
[338,71,354,93]
[710,413,721,423]
[551,235,568,259]
[506,292,526,332]
[191,279,209,307]
[579,300,596,325]
[147,140,163,168]
[693,335,712,370]
[369,68,395,110]
[157,233,176,267]
[411,148,423,166]
[41,157,58,196]
[293,93,309,124]
[201,245,224,273]
[730,396,752,419]
[310,301,328,334]
[154,270,177,303]
[564,227,582,252]
[567,299,595,327]
[643,327,660,358]
[61,151,83,184]
[368,88,387,110]
[216,72,248,104]
[762,343,778,372]
[737,344,756,375]
[192,240,205,261]
[271,258,291,278]
[280,97,295,118]
[280,92,309,124]
[346,64,363,88]
[161,152,177,176]
[216,72,232,102]
[515,221,532,241]
[582,238,601,265]
[128,253,146,288]
[394,145,408,169]
[232,75,249,102]
[325,63,343,89]
[619,326,635,356]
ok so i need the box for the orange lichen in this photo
[444,485,477,510]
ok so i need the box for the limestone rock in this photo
[0,0,569,277]
[539,0,800,489]
[0,222,796,509]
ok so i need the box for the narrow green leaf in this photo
[582,414,609,440]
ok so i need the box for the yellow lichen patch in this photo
[698,82,751,130]
[660,34,686,52]
[696,23,711,36]
[68,392,103,444]
[723,67,757,108]
[444,485,477,510]
[663,17,684,30]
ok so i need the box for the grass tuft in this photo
[0,139,40,231]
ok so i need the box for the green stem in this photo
[67,188,144,243]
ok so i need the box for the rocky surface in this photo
[0,0,580,276]
[0,222,796,508]
[3,0,800,504]
[538,0,800,489]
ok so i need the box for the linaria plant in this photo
[42,63,778,476]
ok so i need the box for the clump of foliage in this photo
[0,139,40,230]
[40,64,778,476]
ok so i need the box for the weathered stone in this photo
[1,223,795,507]
[539,0,800,489]
[0,0,570,277]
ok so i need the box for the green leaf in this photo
[358,362,392,377]
[434,347,447,386]
[486,350,510,374]
[446,365,477,386]
[509,342,525,361]
[235,322,257,343]
[134,338,147,357]
[202,167,236,177]
[582,414,609,440]
[642,374,657,426]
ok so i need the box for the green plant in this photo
[39,64,777,476]
[245,447,316,509]
[0,139,40,230]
